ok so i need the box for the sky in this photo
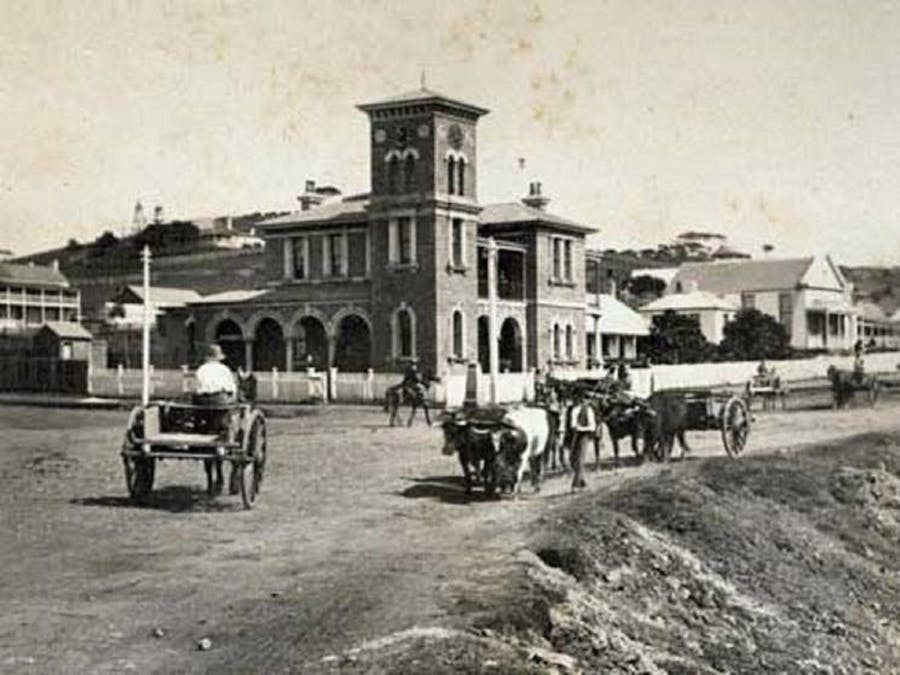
[1,0,900,265]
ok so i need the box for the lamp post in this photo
[487,237,499,403]
[141,245,151,406]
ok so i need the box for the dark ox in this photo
[643,391,691,462]
[441,406,550,496]
[441,417,498,496]
[596,398,653,467]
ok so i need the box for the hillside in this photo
[843,266,900,315]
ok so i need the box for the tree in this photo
[647,310,713,364]
[626,275,666,300]
[66,238,79,249]
[718,309,791,361]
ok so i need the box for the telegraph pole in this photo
[141,245,151,406]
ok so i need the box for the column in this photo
[285,337,294,373]
[593,315,602,368]
[487,237,499,403]
[244,340,254,372]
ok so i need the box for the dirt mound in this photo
[324,433,900,673]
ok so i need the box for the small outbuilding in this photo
[32,321,93,361]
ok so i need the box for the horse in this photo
[384,380,434,426]
[826,366,880,409]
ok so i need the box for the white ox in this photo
[492,406,551,494]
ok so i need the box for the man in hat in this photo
[195,343,237,404]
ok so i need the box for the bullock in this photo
[595,397,652,468]
[642,391,691,462]
[440,412,498,496]
[493,406,551,494]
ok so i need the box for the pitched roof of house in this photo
[39,321,92,339]
[356,87,489,116]
[479,202,595,234]
[856,301,889,321]
[670,258,815,294]
[256,199,370,229]
[188,289,270,305]
[586,294,650,335]
[0,262,69,288]
[124,286,203,307]
[639,291,739,312]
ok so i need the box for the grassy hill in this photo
[843,266,900,315]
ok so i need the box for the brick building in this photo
[159,88,596,374]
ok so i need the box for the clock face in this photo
[374,128,387,144]
[417,123,430,139]
[447,123,464,150]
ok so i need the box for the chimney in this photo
[226,215,233,231]
[298,179,325,211]
[521,181,550,210]
[51,259,60,271]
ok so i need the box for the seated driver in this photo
[195,344,237,404]
[400,359,425,397]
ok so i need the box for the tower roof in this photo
[357,87,489,118]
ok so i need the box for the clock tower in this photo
[357,88,489,373]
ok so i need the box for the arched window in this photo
[553,323,561,361]
[457,157,466,196]
[452,310,464,358]
[403,154,416,193]
[388,156,400,193]
[394,306,415,359]
[565,325,574,360]
[447,156,456,195]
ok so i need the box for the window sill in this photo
[387,262,419,272]
[549,278,576,288]
[280,276,371,285]
[446,263,468,274]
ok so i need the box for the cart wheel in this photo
[239,414,267,509]
[124,456,155,503]
[721,396,750,458]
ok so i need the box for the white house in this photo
[663,256,855,352]
[585,293,650,363]
[639,290,739,344]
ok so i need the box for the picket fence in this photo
[86,351,900,405]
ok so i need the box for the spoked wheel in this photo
[123,455,155,503]
[721,396,750,458]
[122,406,155,503]
[239,414,267,509]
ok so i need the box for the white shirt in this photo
[570,402,597,433]
[196,361,237,395]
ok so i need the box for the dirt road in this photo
[1,401,898,673]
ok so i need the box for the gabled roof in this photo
[123,286,203,307]
[479,202,595,234]
[670,258,815,294]
[586,294,650,335]
[188,289,270,305]
[856,301,888,321]
[0,262,69,289]
[256,199,370,230]
[639,291,739,312]
[357,87,489,117]
[38,321,92,339]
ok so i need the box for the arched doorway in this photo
[499,317,523,372]
[291,316,328,371]
[215,319,245,370]
[253,318,286,371]
[334,315,371,371]
[477,315,490,373]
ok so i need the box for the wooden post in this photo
[487,237,499,404]
[141,245,151,405]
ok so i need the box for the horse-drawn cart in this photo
[677,388,751,458]
[121,400,267,509]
